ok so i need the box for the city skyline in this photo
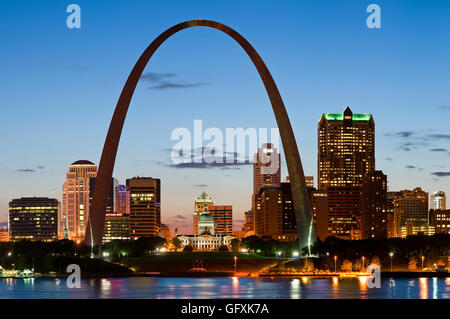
[1,0,450,235]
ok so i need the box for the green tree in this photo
[218,245,229,252]
[302,258,314,272]
[183,245,193,252]
[230,238,240,252]
[371,255,381,267]
[171,238,182,251]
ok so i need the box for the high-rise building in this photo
[209,205,233,236]
[393,188,429,238]
[318,107,375,189]
[193,192,214,235]
[254,182,297,241]
[431,191,446,210]
[62,160,97,240]
[127,177,161,239]
[115,184,130,215]
[361,171,387,239]
[305,176,314,188]
[318,107,375,239]
[159,224,172,242]
[243,210,255,237]
[309,188,328,241]
[386,191,402,238]
[431,209,450,234]
[9,197,59,242]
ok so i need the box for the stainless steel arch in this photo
[85,20,316,255]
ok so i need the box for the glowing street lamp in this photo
[389,252,394,272]
[362,256,365,273]
[421,256,425,271]
[292,251,299,258]
[334,256,337,274]
[234,256,237,272]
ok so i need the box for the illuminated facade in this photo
[193,192,214,235]
[9,197,59,241]
[431,191,446,210]
[318,107,375,239]
[209,205,233,236]
[432,209,450,234]
[393,188,429,238]
[62,160,97,240]
[127,177,161,239]
[318,107,375,189]
[309,188,328,241]
[254,182,298,241]
[115,184,130,215]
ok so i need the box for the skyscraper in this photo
[127,177,161,239]
[318,107,375,189]
[431,191,446,210]
[9,197,59,242]
[193,192,214,235]
[361,170,387,239]
[62,160,97,240]
[252,143,281,234]
[318,107,375,239]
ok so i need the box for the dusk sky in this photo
[0,0,449,234]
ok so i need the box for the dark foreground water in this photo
[0,276,449,299]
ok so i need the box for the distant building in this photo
[62,160,97,240]
[386,191,402,238]
[127,177,161,239]
[159,224,171,242]
[242,210,255,237]
[103,213,129,242]
[193,192,214,235]
[305,176,314,188]
[209,205,233,236]
[431,191,446,210]
[254,182,297,241]
[0,225,9,242]
[232,230,245,239]
[9,197,59,242]
[393,188,429,238]
[431,209,450,234]
[178,206,235,251]
[361,171,387,239]
[115,185,130,215]
[309,188,328,241]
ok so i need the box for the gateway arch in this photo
[85,20,316,255]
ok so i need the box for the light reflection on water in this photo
[0,276,449,299]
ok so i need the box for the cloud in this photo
[431,172,450,177]
[430,148,448,152]
[385,157,393,161]
[174,215,187,220]
[387,129,450,152]
[193,184,208,187]
[37,165,45,169]
[405,165,416,169]
[16,169,35,173]
[141,72,210,90]
[438,105,450,111]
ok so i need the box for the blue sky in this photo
[0,0,449,233]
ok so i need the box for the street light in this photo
[389,252,394,272]
[421,256,425,271]
[362,256,365,273]
[234,256,237,272]
[292,251,299,258]
[334,256,337,274]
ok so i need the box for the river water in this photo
[0,276,449,299]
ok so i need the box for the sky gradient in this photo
[0,0,449,234]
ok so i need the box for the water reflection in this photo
[0,276,448,299]
[419,278,428,299]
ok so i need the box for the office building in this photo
[193,192,214,235]
[9,197,59,242]
[431,191,446,210]
[361,171,387,239]
[431,209,450,234]
[209,205,232,236]
[393,188,429,238]
[127,177,161,239]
